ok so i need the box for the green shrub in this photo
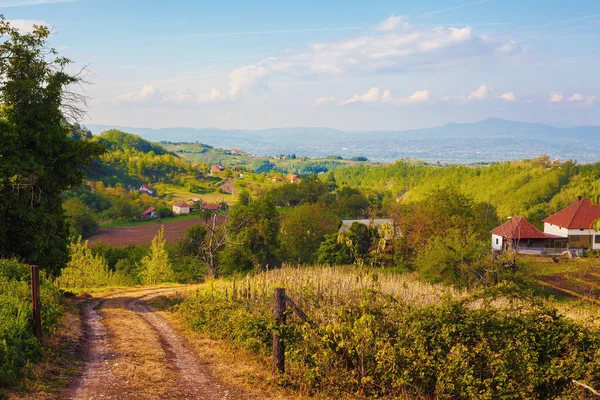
[56,238,115,289]
[0,259,62,387]
[178,282,600,399]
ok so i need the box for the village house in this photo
[491,217,547,254]
[139,184,155,195]
[172,201,192,215]
[490,197,600,255]
[211,164,225,173]
[140,207,156,221]
[287,173,300,184]
[338,219,400,241]
[201,203,221,212]
[543,197,600,251]
[126,184,136,192]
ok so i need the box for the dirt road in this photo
[66,287,248,400]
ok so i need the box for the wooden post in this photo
[273,287,286,374]
[30,265,41,340]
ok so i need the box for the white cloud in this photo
[381,89,430,104]
[227,17,522,98]
[342,87,380,105]
[6,19,47,33]
[117,84,160,102]
[312,96,338,107]
[229,58,282,97]
[549,92,563,103]
[568,93,596,105]
[0,0,72,6]
[376,14,404,31]
[498,92,516,101]
[116,85,224,104]
[468,83,491,100]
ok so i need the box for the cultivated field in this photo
[87,216,226,247]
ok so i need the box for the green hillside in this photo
[332,156,600,227]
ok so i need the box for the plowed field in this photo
[87,216,226,247]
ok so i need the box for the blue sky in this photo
[2,0,600,130]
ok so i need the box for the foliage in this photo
[316,234,354,265]
[278,204,339,265]
[139,226,175,284]
[0,259,62,388]
[0,18,106,275]
[219,197,280,274]
[331,157,600,227]
[63,197,98,237]
[56,238,117,289]
[414,228,489,286]
[179,269,600,399]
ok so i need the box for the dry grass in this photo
[156,307,305,400]
[100,293,179,399]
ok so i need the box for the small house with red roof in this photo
[139,184,155,195]
[491,216,547,254]
[287,173,300,184]
[211,164,225,174]
[140,207,156,221]
[543,197,600,250]
[201,203,221,212]
[173,201,192,215]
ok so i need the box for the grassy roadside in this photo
[149,291,309,400]
[2,296,84,400]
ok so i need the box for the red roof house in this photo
[139,184,155,195]
[201,203,220,212]
[543,198,600,229]
[491,216,547,253]
[543,198,600,251]
[140,207,156,220]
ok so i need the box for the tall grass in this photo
[178,265,600,399]
[0,260,62,388]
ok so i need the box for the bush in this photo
[177,280,600,399]
[56,239,115,289]
[0,259,62,387]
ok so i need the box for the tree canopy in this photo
[0,18,105,275]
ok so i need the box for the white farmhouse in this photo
[543,197,600,251]
[173,201,192,215]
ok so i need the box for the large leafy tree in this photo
[0,18,105,275]
[279,203,338,265]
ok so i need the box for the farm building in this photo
[338,219,399,241]
[287,174,300,183]
[140,207,156,221]
[491,217,547,254]
[173,201,192,215]
[139,184,155,195]
[211,164,225,173]
[201,203,221,212]
[543,197,600,251]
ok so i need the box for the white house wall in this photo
[543,223,567,237]
[492,234,503,250]
[544,223,600,249]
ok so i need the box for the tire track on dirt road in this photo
[67,286,244,400]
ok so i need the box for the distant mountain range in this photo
[87,118,600,164]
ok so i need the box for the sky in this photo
[2,0,600,131]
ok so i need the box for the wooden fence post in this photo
[273,287,286,374]
[30,265,41,340]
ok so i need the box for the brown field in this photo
[87,216,226,247]
[536,263,600,303]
